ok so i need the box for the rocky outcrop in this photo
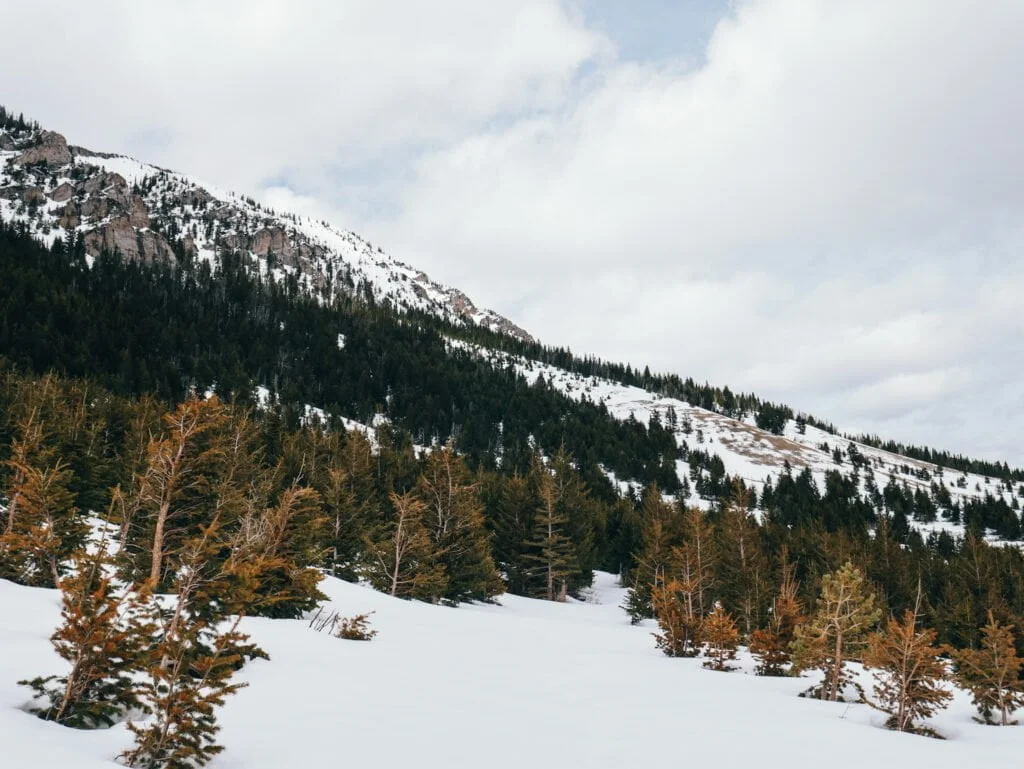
[1,123,535,344]
[49,182,74,202]
[21,186,44,205]
[129,196,149,228]
[82,216,175,263]
[14,131,72,168]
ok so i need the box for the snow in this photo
[451,340,1022,538]
[2,572,1021,769]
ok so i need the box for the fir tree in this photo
[750,561,803,676]
[122,519,250,769]
[791,561,881,701]
[20,543,151,728]
[702,602,740,671]
[416,444,502,603]
[951,611,1024,725]
[651,579,702,658]
[364,491,447,600]
[864,608,951,735]
[524,462,577,601]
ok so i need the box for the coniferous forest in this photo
[3,218,1024,759]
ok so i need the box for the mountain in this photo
[4,108,1024,767]
[2,107,1023,548]
[0,112,531,343]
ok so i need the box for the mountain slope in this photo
[2,107,1023,547]
[0,117,531,342]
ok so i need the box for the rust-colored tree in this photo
[651,579,702,658]
[702,602,740,671]
[951,611,1024,725]
[20,541,152,728]
[864,609,951,735]
[750,561,804,676]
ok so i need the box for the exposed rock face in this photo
[22,186,44,204]
[1,123,535,344]
[49,182,74,202]
[82,216,175,263]
[129,196,150,228]
[14,131,72,168]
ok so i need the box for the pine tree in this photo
[364,491,447,600]
[750,561,803,676]
[416,444,502,603]
[864,609,951,735]
[702,602,740,671]
[20,544,151,728]
[791,561,881,701]
[524,463,577,601]
[951,611,1024,725]
[651,579,702,658]
[122,520,250,769]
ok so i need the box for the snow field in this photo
[2,573,1021,769]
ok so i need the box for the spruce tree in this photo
[951,611,1024,725]
[524,463,577,601]
[864,609,951,734]
[791,561,881,701]
[702,602,740,671]
[20,545,151,728]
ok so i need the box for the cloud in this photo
[3,0,1023,462]
[0,0,605,198]
[365,0,1024,462]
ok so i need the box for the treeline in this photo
[622,481,1024,660]
[848,432,1024,484]
[0,220,680,493]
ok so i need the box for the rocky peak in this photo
[0,118,534,343]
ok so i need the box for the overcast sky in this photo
[3,0,1023,464]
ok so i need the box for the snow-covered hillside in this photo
[0,124,531,342]
[2,573,1018,769]
[453,341,1022,540]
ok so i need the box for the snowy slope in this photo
[452,341,1022,538]
[0,126,531,341]
[2,573,1020,769]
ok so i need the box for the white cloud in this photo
[4,0,1023,462]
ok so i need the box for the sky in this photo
[2,0,1023,465]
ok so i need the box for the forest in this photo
[2,221,1024,761]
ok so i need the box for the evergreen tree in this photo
[750,561,803,676]
[20,544,151,728]
[951,611,1024,725]
[122,519,250,769]
[416,444,502,603]
[651,578,701,658]
[524,462,577,601]
[0,456,82,587]
[864,609,951,735]
[702,602,740,671]
[364,491,447,600]
[792,562,881,701]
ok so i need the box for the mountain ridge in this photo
[0,112,533,343]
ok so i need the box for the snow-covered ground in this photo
[2,573,1020,769]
